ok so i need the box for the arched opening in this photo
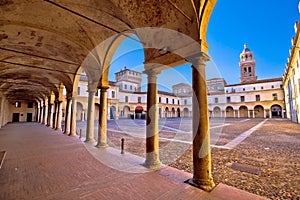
[110,106,116,120]
[271,105,282,118]
[177,108,180,118]
[239,106,248,118]
[254,105,264,118]
[76,102,84,121]
[226,106,234,118]
[213,107,221,117]
[165,107,169,118]
[123,106,130,119]
[183,108,189,117]
[172,107,175,118]
[135,106,143,119]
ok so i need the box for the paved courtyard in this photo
[0,122,267,200]
[76,118,300,199]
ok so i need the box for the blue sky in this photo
[109,0,299,90]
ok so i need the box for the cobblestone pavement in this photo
[0,122,267,200]
[76,118,300,199]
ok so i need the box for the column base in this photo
[143,159,163,170]
[64,131,70,134]
[85,138,96,143]
[186,178,215,192]
[96,143,108,148]
[68,133,77,137]
[55,128,62,131]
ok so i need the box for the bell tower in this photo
[239,44,257,84]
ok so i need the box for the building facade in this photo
[283,20,300,123]
[74,45,285,121]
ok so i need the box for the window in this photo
[241,96,245,102]
[271,85,274,89]
[172,99,175,104]
[178,100,180,105]
[248,67,251,72]
[78,87,80,95]
[243,88,245,91]
[184,99,187,105]
[27,102,33,108]
[214,98,218,103]
[138,97,141,103]
[124,84,127,90]
[112,91,115,98]
[166,98,169,104]
[15,101,21,108]
[217,83,223,91]
[256,95,260,101]
[130,85,133,90]
[159,97,161,103]
[261,86,264,90]
[226,97,231,103]
[253,87,256,90]
[125,96,128,102]
[273,93,278,100]
[135,87,137,91]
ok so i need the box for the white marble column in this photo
[85,90,96,143]
[43,100,48,125]
[70,96,77,136]
[48,104,54,127]
[187,53,215,191]
[96,86,109,148]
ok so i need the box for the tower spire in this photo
[239,44,257,83]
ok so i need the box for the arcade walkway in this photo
[0,123,267,200]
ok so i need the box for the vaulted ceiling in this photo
[0,0,216,103]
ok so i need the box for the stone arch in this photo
[271,104,282,118]
[172,107,175,118]
[177,108,181,118]
[226,106,234,118]
[239,106,248,118]
[213,106,221,117]
[123,106,130,118]
[183,108,189,117]
[254,105,264,118]
[165,107,169,118]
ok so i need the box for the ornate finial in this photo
[244,43,248,49]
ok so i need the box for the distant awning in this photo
[135,106,143,111]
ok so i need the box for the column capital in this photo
[186,52,210,66]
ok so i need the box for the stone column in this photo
[247,110,250,118]
[48,104,54,127]
[224,110,226,118]
[43,101,48,125]
[39,101,43,123]
[238,110,240,118]
[252,110,255,118]
[64,97,72,134]
[143,70,162,169]
[96,86,109,148]
[233,110,236,118]
[54,101,58,129]
[55,101,62,131]
[187,53,215,191]
[85,90,96,143]
[70,97,77,136]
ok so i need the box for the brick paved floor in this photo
[0,122,267,200]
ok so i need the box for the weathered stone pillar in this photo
[233,110,236,118]
[238,110,240,118]
[85,90,96,143]
[53,101,58,129]
[55,101,62,131]
[252,110,255,118]
[143,70,162,169]
[64,97,72,134]
[39,101,43,123]
[48,103,54,127]
[43,100,48,125]
[96,86,109,148]
[70,97,77,136]
[248,110,250,118]
[187,53,215,191]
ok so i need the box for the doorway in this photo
[27,113,33,122]
[12,113,20,122]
